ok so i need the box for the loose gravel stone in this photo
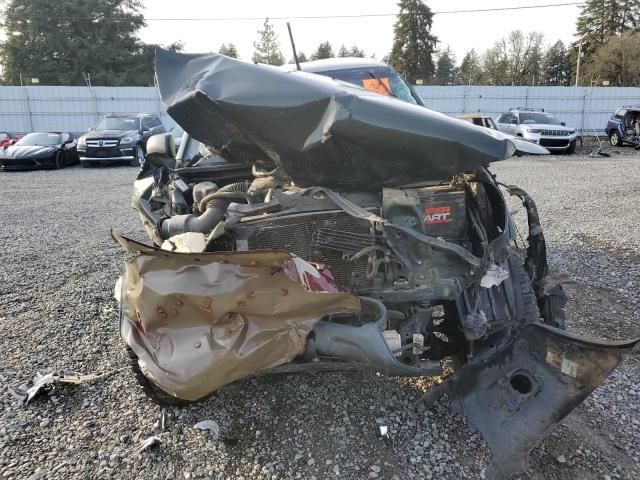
[0,149,638,479]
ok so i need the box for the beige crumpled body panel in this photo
[112,231,360,401]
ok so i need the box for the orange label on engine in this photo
[424,206,452,224]
[362,77,391,96]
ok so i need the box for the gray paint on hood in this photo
[155,48,547,190]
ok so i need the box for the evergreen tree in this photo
[459,49,483,85]
[434,47,459,85]
[252,18,285,66]
[311,41,335,60]
[542,40,571,85]
[297,51,308,63]
[219,43,239,58]
[338,45,366,57]
[575,0,640,61]
[389,0,438,82]
[0,0,152,85]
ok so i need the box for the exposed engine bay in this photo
[114,48,639,480]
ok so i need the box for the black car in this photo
[0,132,78,170]
[605,105,640,147]
[77,113,166,168]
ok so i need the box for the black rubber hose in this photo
[199,181,250,212]
[160,181,251,240]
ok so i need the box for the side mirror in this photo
[561,121,566,126]
[145,133,176,169]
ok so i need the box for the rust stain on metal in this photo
[113,231,360,401]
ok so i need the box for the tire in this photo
[54,151,65,169]
[609,130,623,146]
[566,141,576,155]
[126,347,192,406]
[132,145,145,167]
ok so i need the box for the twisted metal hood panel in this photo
[155,48,546,190]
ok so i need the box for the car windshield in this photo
[519,112,562,125]
[315,66,419,105]
[94,116,139,131]
[16,133,61,146]
[170,125,185,137]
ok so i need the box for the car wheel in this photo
[126,347,193,406]
[132,145,145,167]
[609,131,622,146]
[566,142,576,155]
[55,151,65,169]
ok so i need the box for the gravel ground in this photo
[1,147,639,480]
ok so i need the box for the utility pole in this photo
[575,41,582,87]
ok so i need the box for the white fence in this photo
[0,86,176,134]
[1,85,640,135]
[415,85,640,134]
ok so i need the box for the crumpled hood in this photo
[84,129,138,140]
[0,145,57,159]
[155,48,547,190]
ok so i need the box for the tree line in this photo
[1,0,640,86]
[388,0,640,87]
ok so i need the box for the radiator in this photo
[237,210,377,292]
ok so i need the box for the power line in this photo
[9,2,586,22]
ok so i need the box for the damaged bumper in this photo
[113,230,360,401]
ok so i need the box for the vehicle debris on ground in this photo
[9,371,98,407]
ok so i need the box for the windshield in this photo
[519,112,562,125]
[94,116,140,131]
[16,133,61,146]
[315,66,420,105]
[170,125,185,137]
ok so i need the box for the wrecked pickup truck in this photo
[114,49,639,480]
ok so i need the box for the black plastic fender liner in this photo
[448,323,639,480]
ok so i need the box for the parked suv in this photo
[605,105,640,147]
[496,108,577,154]
[77,113,165,167]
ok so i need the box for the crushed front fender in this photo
[448,323,639,480]
[112,231,360,401]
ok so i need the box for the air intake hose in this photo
[160,181,250,239]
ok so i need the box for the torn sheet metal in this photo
[155,48,547,191]
[448,323,639,480]
[112,230,360,401]
[9,371,98,407]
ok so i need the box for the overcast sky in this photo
[140,0,582,62]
